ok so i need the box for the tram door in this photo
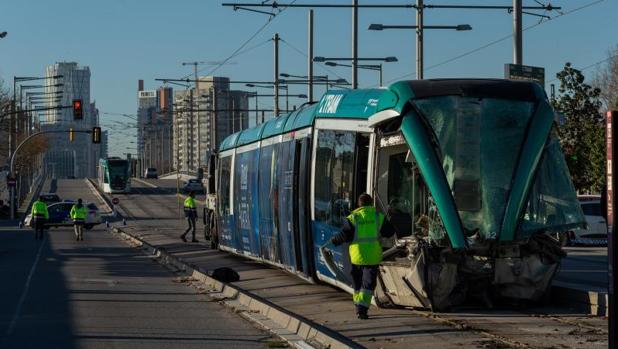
[294,136,313,275]
[278,139,296,269]
[312,130,371,282]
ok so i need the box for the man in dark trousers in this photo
[331,193,395,319]
[181,191,198,242]
[31,196,49,240]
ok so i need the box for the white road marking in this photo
[132,178,158,189]
[4,237,45,337]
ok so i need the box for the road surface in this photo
[0,179,271,349]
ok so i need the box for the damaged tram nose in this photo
[370,81,585,311]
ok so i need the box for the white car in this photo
[24,201,102,230]
[564,198,607,246]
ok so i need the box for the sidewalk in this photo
[112,221,608,349]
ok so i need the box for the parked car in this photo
[144,167,158,179]
[182,178,203,193]
[561,196,607,246]
[24,201,101,230]
[39,193,61,204]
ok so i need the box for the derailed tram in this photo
[207,79,586,310]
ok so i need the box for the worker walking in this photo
[70,198,87,241]
[331,193,394,319]
[181,191,198,243]
[31,196,49,240]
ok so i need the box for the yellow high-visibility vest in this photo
[32,200,49,219]
[346,206,383,266]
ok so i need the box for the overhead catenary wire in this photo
[385,0,606,84]
[279,38,347,81]
[180,0,299,80]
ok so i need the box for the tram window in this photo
[219,156,232,217]
[314,130,356,228]
[376,140,418,238]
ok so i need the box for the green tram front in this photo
[98,157,131,194]
[367,79,585,310]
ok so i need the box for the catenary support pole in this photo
[352,0,358,89]
[189,88,194,171]
[194,64,201,169]
[416,0,424,79]
[308,10,314,102]
[513,0,523,64]
[274,33,280,116]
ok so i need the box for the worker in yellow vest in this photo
[181,191,198,243]
[70,198,87,241]
[331,193,395,319]
[31,196,49,240]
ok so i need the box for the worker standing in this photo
[181,191,198,243]
[31,196,49,240]
[70,198,87,241]
[330,193,394,319]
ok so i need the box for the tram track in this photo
[411,306,607,349]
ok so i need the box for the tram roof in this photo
[219,79,545,151]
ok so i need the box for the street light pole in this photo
[416,0,424,79]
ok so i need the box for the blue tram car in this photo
[209,79,586,310]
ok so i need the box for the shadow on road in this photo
[0,230,77,349]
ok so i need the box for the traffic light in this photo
[69,128,74,142]
[92,127,101,144]
[72,99,83,119]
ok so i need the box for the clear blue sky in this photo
[1,0,616,156]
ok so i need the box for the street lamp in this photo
[280,73,329,80]
[325,62,385,86]
[313,56,398,63]
[246,83,296,114]
[313,56,397,87]
[368,22,472,79]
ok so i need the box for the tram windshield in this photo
[414,96,534,239]
[377,95,585,242]
[107,160,129,187]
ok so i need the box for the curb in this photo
[84,178,113,213]
[551,281,608,316]
[110,227,360,349]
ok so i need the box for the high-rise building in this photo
[136,82,174,175]
[100,130,109,159]
[43,62,100,178]
[137,89,157,171]
[173,76,249,173]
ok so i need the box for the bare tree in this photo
[593,45,618,110]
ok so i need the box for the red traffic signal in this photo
[72,99,83,119]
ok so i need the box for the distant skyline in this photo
[1,0,616,156]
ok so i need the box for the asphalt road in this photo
[0,179,270,349]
